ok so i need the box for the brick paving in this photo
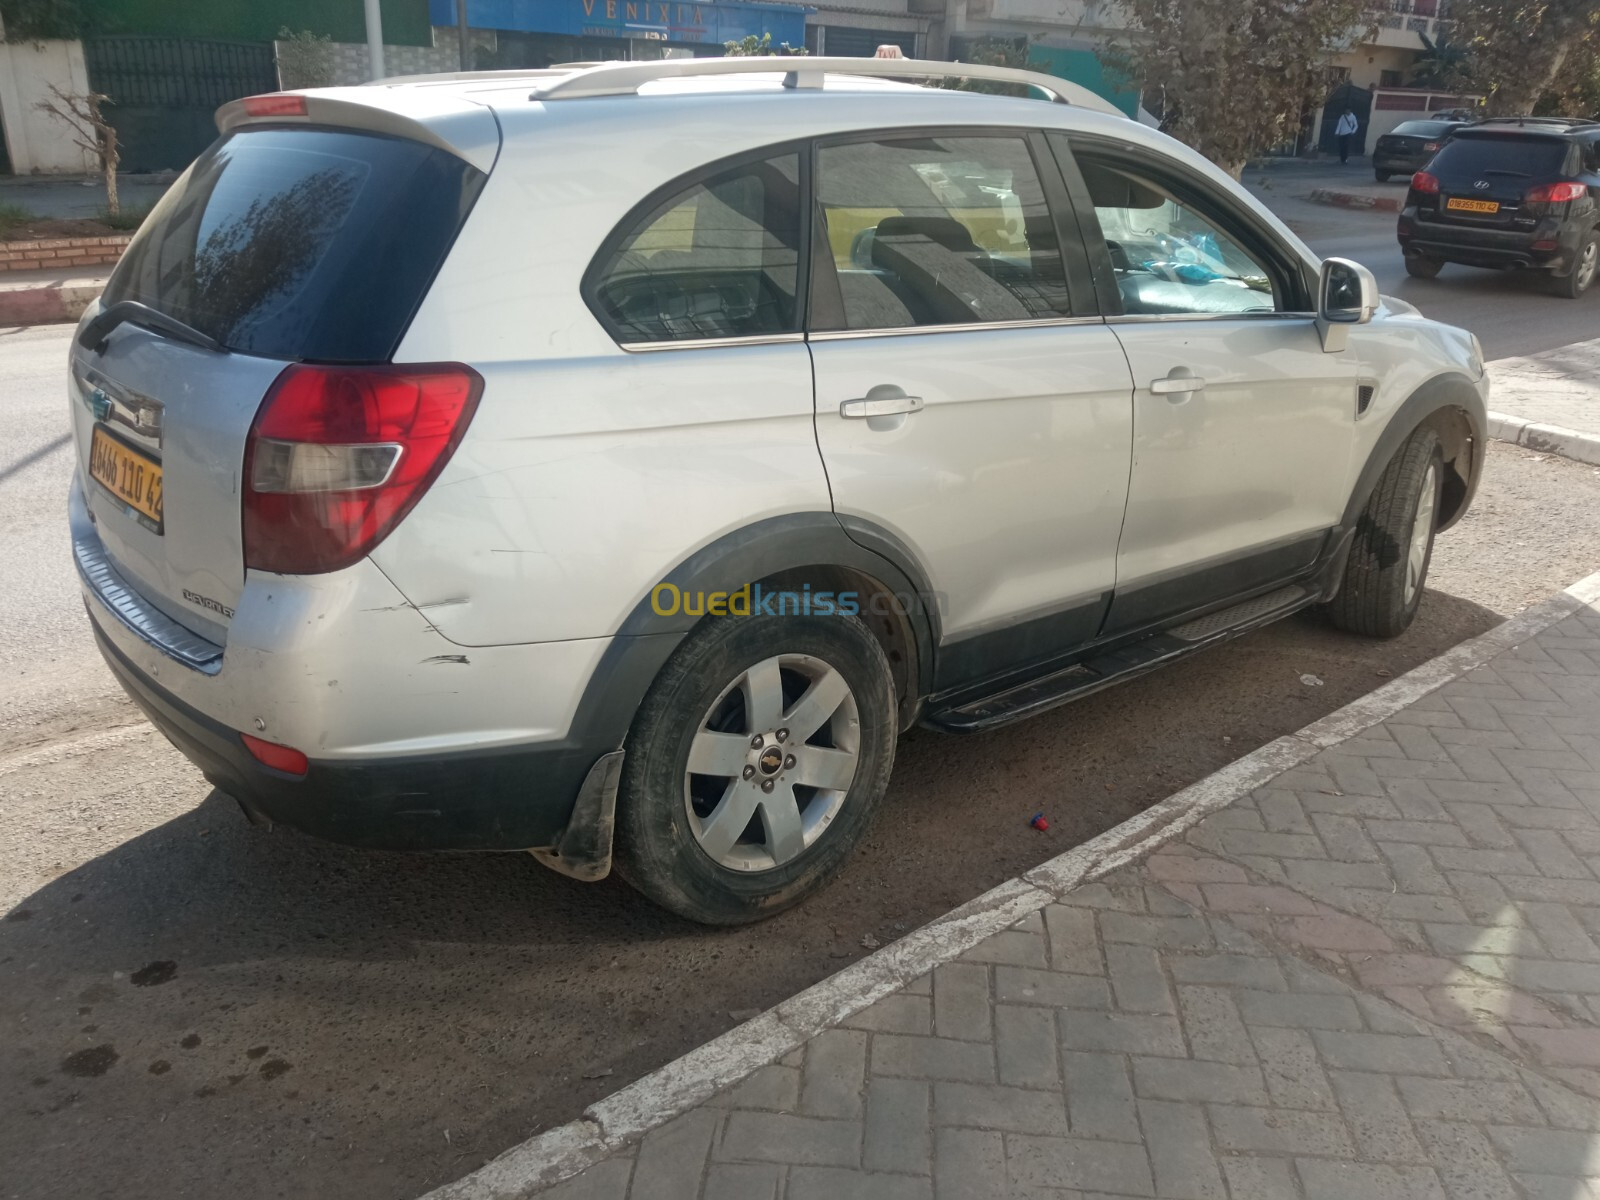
[536,603,1600,1199]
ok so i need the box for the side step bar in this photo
[924,585,1314,733]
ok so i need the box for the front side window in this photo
[1077,157,1280,317]
[591,153,802,343]
[814,135,1076,331]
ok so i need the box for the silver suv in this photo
[68,58,1488,924]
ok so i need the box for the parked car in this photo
[1372,119,1468,182]
[1399,117,1600,297]
[68,58,1488,924]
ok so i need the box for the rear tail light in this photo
[243,363,483,574]
[242,734,309,776]
[1411,171,1440,194]
[1423,142,1441,152]
[241,94,308,118]
[1525,181,1586,204]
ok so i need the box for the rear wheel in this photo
[1552,233,1598,299]
[1375,169,1392,183]
[1325,428,1443,639]
[1404,255,1442,279]
[614,612,897,925]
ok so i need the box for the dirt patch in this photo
[1,216,132,242]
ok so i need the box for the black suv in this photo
[1398,117,1600,298]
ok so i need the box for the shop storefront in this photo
[432,0,812,67]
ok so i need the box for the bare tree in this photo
[1105,0,1374,178]
[1450,0,1600,116]
[36,85,120,215]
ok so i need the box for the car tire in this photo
[1325,428,1443,639]
[1375,169,1391,183]
[613,611,897,925]
[1551,232,1598,299]
[1404,255,1442,280]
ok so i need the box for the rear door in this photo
[808,130,1135,693]
[70,125,487,641]
[1058,140,1356,634]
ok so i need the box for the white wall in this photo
[0,38,96,174]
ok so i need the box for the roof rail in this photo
[1473,115,1598,128]
[526,56,1127,118]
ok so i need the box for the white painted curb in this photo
[419,567,1600,1200]
[1487,409,1600,468]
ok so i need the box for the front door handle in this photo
[1150,370,1206,396]
[840,390,924,419]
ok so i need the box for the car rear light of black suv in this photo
[1525,181,1587,204]
[243,363,483,574]
[1411,171,1440,194]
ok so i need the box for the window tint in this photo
[591,154,802,343]
[104,128,484,363]
[1078,159,1278,317]
[814,135,1075,331]
[1432,136,1571,177]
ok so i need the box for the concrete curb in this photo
[1487,409,1600,467]
[419,565,1600,1200]
[1306,186,1403,213]
[0,281,101,326]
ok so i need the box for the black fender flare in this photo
[1342,371,1486,535]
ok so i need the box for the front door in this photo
[807,131,1135,693]
[1064,148,1358,634]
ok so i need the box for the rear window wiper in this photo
[78,301,222,356]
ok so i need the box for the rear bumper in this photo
[92,621,597,850]
[1398,209,1582,271]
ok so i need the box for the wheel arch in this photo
[1348,372,1486,536]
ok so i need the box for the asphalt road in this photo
[5,204,1600,1199]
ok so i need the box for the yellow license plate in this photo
[1446,197,1500,214]
[89,425,163,531]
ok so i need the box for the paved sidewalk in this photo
[0,266,107,326]
[1490,339,1600,467]
[489,592,1600,1200]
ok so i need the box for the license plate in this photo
[1446,197,1500,214]
[89,425,163,532]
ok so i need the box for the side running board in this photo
[924,585,1314,733]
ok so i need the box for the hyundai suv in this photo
[1399,117,1600,297]
[69,58,1488,924]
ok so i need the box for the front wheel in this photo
[1325,428,1443,639]
[1552,233,1598,299]
[614,612,897,924]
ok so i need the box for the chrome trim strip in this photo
[621,332,807,353]
[74,526,223,675]
[808,315,1106,341]
[1106,311,1316,324]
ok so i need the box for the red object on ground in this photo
[1030,812,1050,831]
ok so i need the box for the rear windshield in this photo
[1389,121,1455,138]
[103,127,485,363]
[1431,135,1571,178]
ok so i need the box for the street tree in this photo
[1450,0,1600,116]
[35,85,120,216]
[1105,0,1374,177]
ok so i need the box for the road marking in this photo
[420,565,1600,1200]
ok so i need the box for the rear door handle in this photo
[1150,371,1206,396]
[840,393,925,419]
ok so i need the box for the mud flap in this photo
[528,750,624,882]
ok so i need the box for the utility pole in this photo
[457,0,471,71]
[364,0,386,80]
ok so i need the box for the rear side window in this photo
[1431,136,1572,178]
[814,135,1076,331]
[103,127,484,363]
[589,153,803,343]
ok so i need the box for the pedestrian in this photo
[1336,108,1359,164]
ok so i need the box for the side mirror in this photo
[1316,257,1379,352]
